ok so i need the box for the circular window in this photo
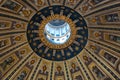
[44,19,71,44]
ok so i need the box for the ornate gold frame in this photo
[39,14,77,49]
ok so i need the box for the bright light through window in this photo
[44,19,71,44]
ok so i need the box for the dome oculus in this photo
[44,19,71,44]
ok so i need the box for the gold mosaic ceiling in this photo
[0,0,120,80]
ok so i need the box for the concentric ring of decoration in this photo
[27,5,88,61]
[39,14,76,49]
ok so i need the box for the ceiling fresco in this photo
[0,0,120,80]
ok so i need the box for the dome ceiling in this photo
[0,0,120,80]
